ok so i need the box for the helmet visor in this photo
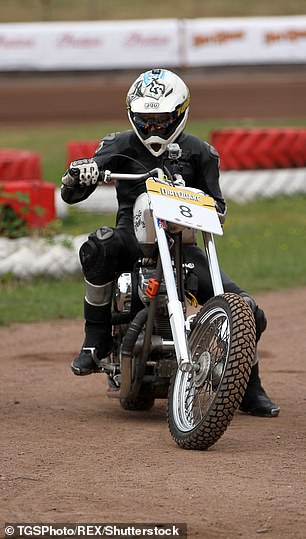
[132,111,181,139]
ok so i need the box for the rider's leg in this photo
[71,286,114,376]
[71,227,141,376]
[183,244,280,417]
[237,293,279,416]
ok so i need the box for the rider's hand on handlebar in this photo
[172,174,185,187]
[215,201,227,225]
[62,158,99,187]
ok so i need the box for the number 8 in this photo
[179,205,192,218]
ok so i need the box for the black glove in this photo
[62,158,99,187]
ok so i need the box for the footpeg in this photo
[83,347,115,374]
[106,374,121,399]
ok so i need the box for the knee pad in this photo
[79,226,118,284]
[79,239,100,272]
[241,293,267,342]
[84,280,114,308]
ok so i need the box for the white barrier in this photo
[55,186,118,218]
[0,16,305,71]
[0,234,85,278]
[219,168,306,202]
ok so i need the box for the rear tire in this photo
[167,293,256,450]
[120,384,155,411]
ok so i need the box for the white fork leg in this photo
[153,216,192,372]
[202,232,224,296]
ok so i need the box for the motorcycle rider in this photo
[61,68,280,418]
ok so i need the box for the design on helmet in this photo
[127,69,190,157]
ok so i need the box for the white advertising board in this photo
[0,16,305,71]
[0,19,180,70]
[184,16,306,66]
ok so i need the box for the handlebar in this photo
[100,167,163,184]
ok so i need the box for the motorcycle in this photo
[94,146,256,450]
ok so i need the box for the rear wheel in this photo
[167,293,256,450]
[120,383,155,411]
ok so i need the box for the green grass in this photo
[54,207,116,235]
[0,276,84,323]
[216,196,306,292]
[1,0,305,22]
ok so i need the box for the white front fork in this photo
[153,217,192,372]
[153,219,225,372]
[202,231,224,296]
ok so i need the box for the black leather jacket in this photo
[61,130,226,231]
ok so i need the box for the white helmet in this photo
[126,69,190,157]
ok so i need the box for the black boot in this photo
[240,362,280,417]
[71,301,113,376]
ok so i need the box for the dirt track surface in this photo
[1,66,306,123]
[1,287,306,539]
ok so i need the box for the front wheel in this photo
[167,293,256,450]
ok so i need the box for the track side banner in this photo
[0,19,179,70]
[0,16,305,71]
[184,16,306,66]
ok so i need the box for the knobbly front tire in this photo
[167,293,256,450]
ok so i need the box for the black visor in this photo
[132,110,183,139]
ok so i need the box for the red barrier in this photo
[67,140,99,166]
[0,180,55,228]
[211,128,306,170]
[0,148,56,229]
[0,149,42,181]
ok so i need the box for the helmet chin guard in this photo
[126,68,190,157]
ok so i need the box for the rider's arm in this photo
[198,142,227,224]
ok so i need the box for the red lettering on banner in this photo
[126,33,170,46]
[265,29,306,43]
[193,31,245,46]
[57,34,102,47]
[0,36,34,48]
